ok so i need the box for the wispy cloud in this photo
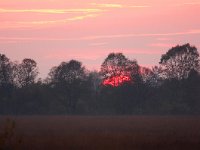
[149,43,175,48]
[182,2,200,5]
[121,49,162,55]
[0,3,150,29]
[129,5,151,8]
[0,13,99,28]
[23,14,98,24]
[44,51,104,61]
[156,38,171,41]
[67,14,98,21]
[90,3,150,9]
[90,3,123,8]
[89,42,107,46]
[43,48,160,62]
[77,29,200,40]
[173,2,200,7]
[0,8,103,14]
[1,29,200,42]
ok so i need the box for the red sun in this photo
[103,75,131,87]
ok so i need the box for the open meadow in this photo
[1,116,200,150]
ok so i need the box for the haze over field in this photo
[0,0,200,77]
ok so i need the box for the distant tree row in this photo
[0,43,200,115]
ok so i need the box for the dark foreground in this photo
[0,116,200,150]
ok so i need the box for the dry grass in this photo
[1,116,200,150]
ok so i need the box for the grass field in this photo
[0,116,200,150]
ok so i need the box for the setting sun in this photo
[103,75,131,87]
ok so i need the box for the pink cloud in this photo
[149,43,175,48]
[89,42,107,46]
[44,50,105,61]
[80,30,200,40]
[156,38,171,41]
[1,29,200,42]
[121,49,161,55]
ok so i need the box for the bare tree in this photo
[14,59,38,87]
[160,43,200,80]
[0,54,13,87]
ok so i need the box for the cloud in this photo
[76,29,200,40]
[0,13,99,28]
[67,14,98,21]
[149,43,175,48]
[0,8,103,14]
[90,3,150,8]
[44,51,104,61]
[0,3,150,29]
[121,49,161,55]
[43,48,161,63]
[89,42,107,46]
[156,38,171,41]
[173,2,200,7]
[23,14,98,24]
[129,5,151,8]
[90,3,123,8]
[182,2,200,5]
[1,29,200,42]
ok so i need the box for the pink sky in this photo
[0,0,200,78]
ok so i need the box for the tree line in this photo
[0,43,200,115]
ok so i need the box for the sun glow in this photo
[103,75,131,87]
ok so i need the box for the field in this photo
[1,116,200,150]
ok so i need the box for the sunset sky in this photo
[0,0,200,78]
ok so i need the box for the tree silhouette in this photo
[0,54,14,99]
[14,59,38,87]
[1,44,200,115]
[160,43,200,80]
[48,60,87,113]
[0,54,12,87]
[100,53,140,86]
[141,66,163,87]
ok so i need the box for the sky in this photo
[0,0,200,78]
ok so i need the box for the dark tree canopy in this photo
[49,60,86,85]
[160,43,200,80]
[14,59,38,87]
[0,54,13,87]
[1,44,200,115]
[48,60,87,113]
[140,66,163,87]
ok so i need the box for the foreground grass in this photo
[0,116,200,150]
